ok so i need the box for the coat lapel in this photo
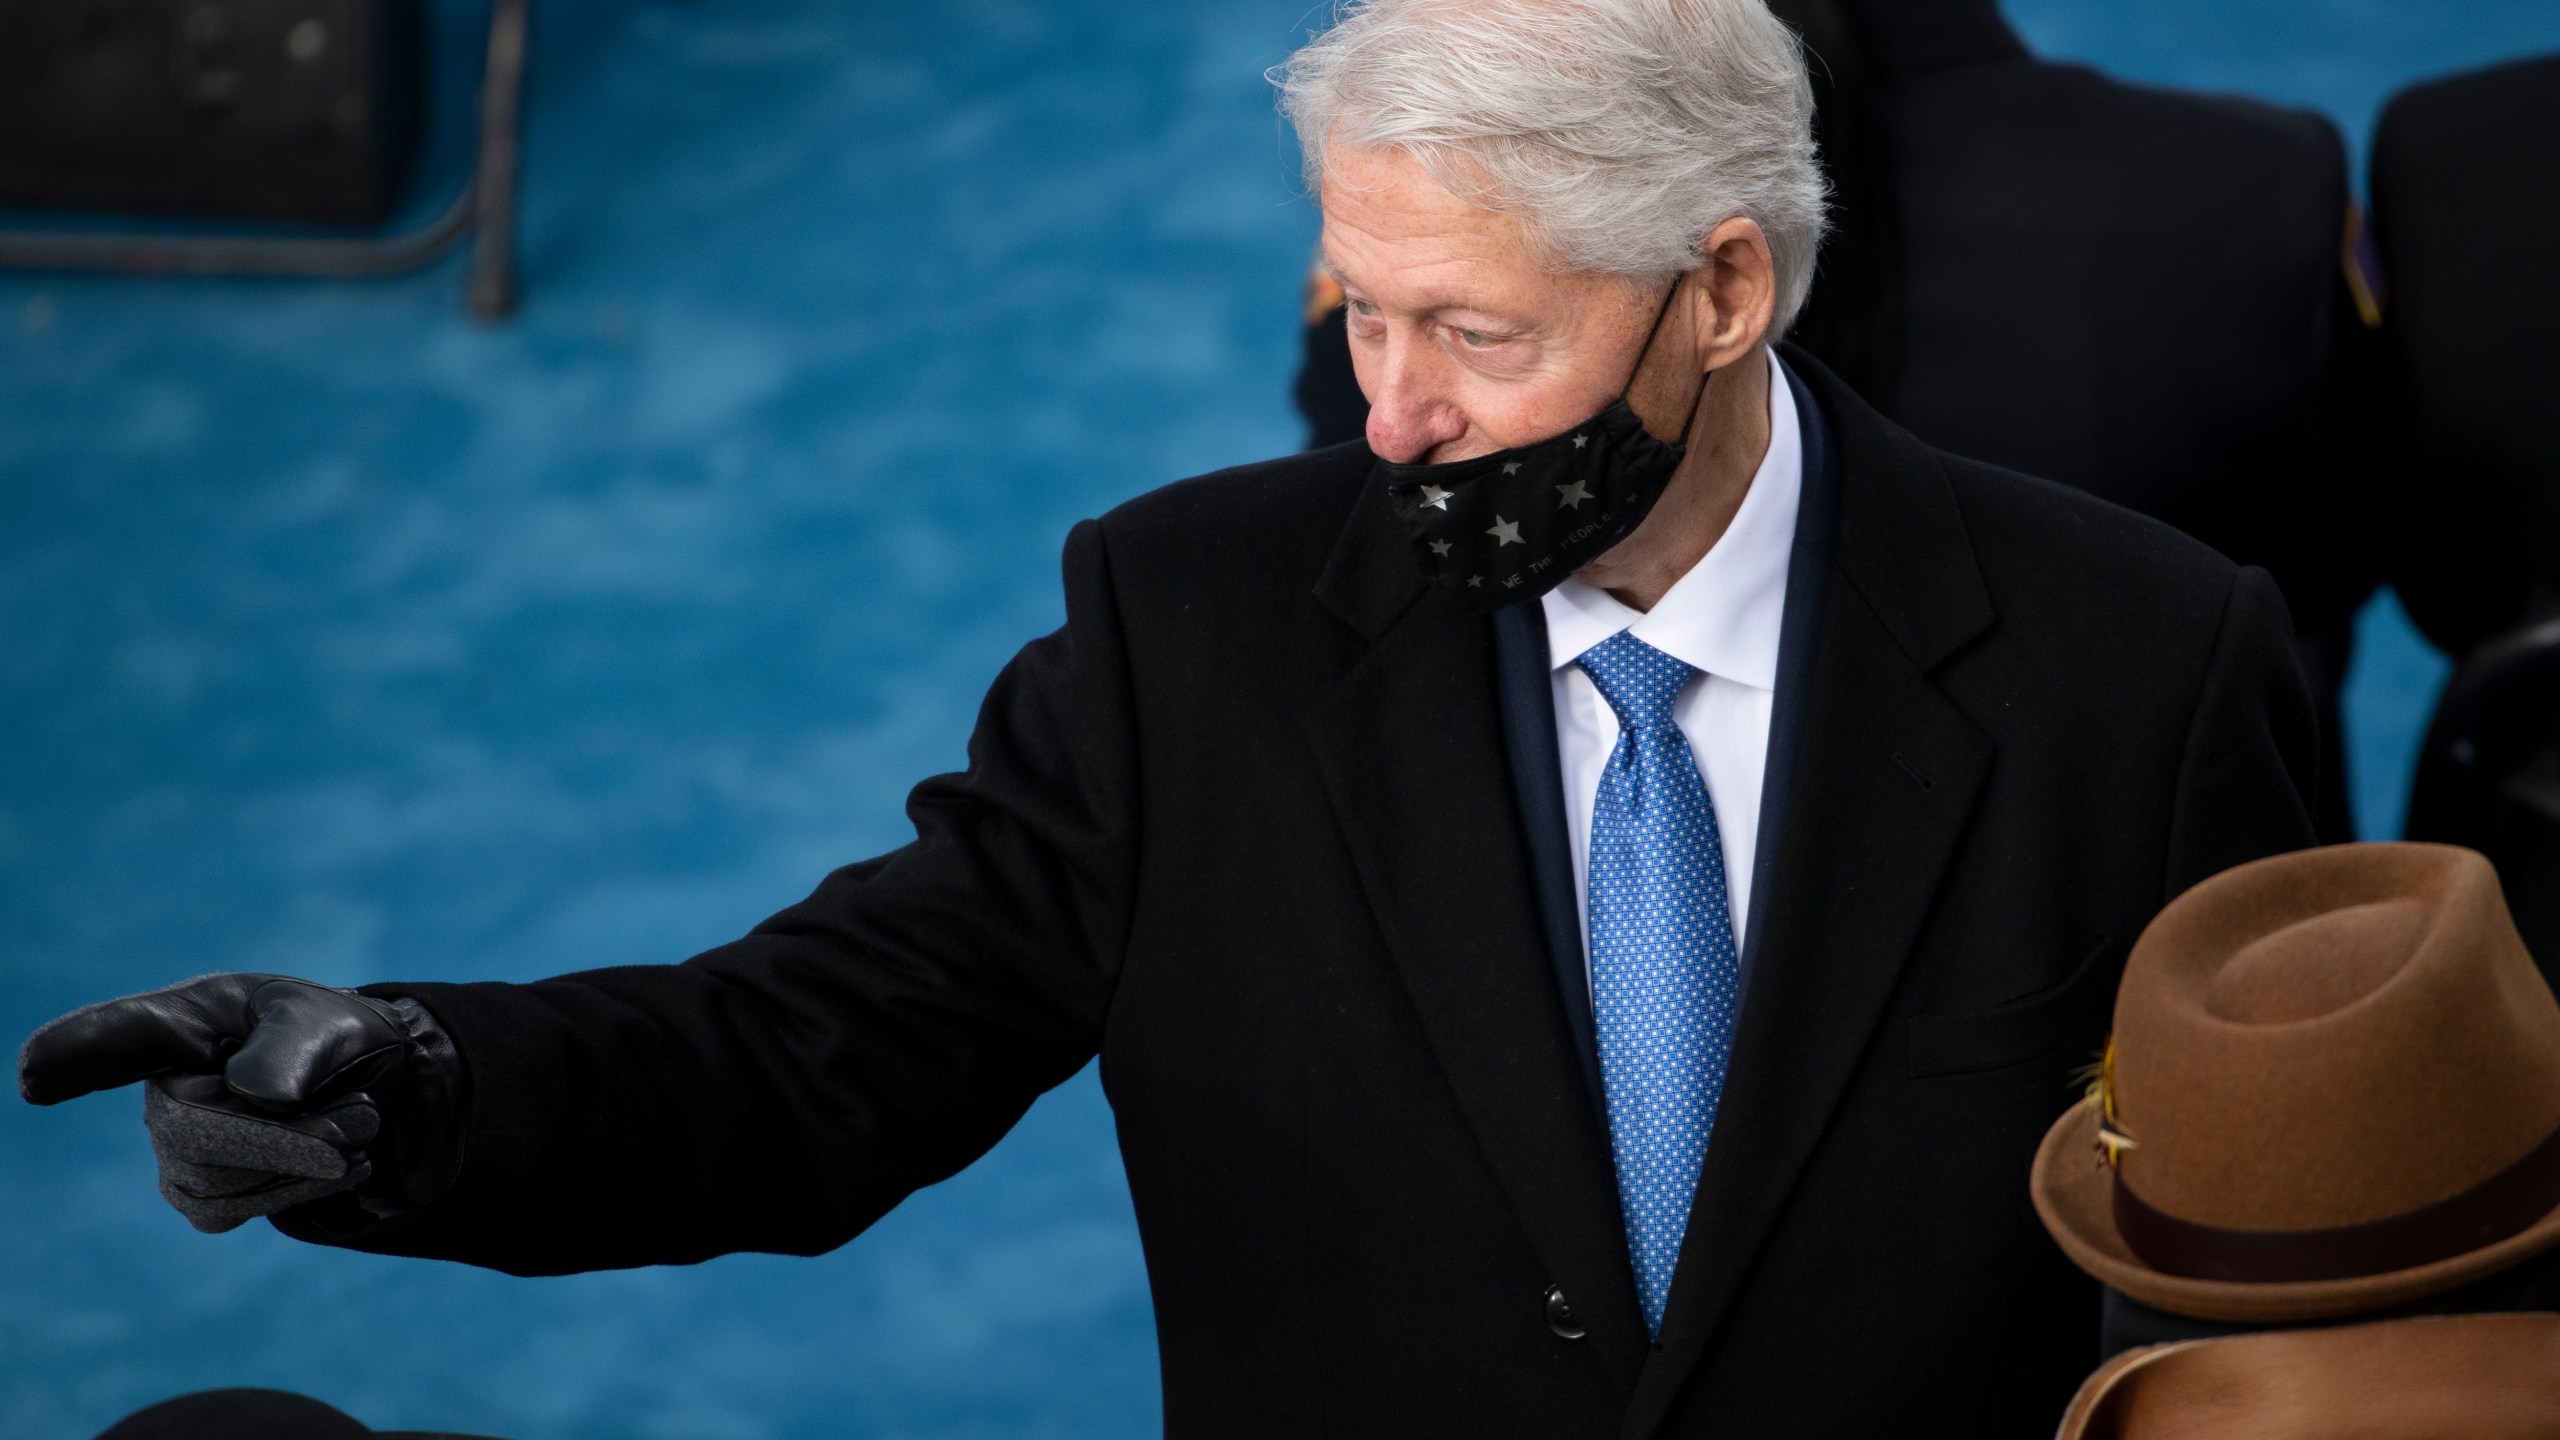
[1622,355,1999,1436]
[1304,477,1652,1389]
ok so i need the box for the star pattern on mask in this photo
[1466,575,1484,587]
[1420,485,1454,511]
[1573,434,1590,449]
[1557,480,1595,510]
[1487,516,1523,547]
[1429,539,1453,557]
[1502,462,1522,475]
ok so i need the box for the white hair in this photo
[1275,0,1827,332]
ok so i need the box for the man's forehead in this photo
[1319,143,1511,239]
[1318,231,1541,310]
[1317,175,1546,301]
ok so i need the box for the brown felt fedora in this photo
[2031,842,2560,1323]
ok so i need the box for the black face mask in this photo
[1377,282,1709,610]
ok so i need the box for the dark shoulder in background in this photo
[1294,0,2386,842]
[2380,55,2560,986]
[2371,53,2560,651]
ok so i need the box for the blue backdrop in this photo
[2,1,2554,1435]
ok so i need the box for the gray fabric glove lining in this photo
[143,1075,380,1233]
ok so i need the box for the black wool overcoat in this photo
[288,351,2318,1439]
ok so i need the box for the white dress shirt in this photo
[1540,348,1802,976]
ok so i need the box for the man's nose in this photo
[1361,343,1469,463]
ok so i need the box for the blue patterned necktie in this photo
[1577,630,1743,1338]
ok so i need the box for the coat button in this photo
[1544,1285,1586,1340]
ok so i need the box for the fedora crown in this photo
[2114,844,2560,1233]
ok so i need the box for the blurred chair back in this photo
[0,0,530,318]
[0,0,425,225]
[2408,614,2560,987]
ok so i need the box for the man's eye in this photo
[1455,328,1497,348]
[1349,299,1378,316]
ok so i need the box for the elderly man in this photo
[20,0,2315,1435]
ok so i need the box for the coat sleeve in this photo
[278,520,1140,1275]
[2162,564,2322,901]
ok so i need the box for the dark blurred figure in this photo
[93,1388,502,1440]
[1294,0,2386,839]
[2385,55,2560,978]
[2370,54,2559,656]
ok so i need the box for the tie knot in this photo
[1575,631,1696,731]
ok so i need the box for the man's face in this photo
[1320,142,1664,466]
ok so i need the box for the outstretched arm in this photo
[26,518,1143,1277]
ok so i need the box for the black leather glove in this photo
[18,974,468,1232]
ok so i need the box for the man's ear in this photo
[1693,216,1776,369]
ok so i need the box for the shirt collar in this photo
[1540,347,1803,693]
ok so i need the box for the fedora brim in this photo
[2052,1340,2198,1440]
[2031,1099,2560,1323]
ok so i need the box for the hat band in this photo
[2114,1118,2560,1284]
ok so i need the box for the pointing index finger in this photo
[16,975,264,1106]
